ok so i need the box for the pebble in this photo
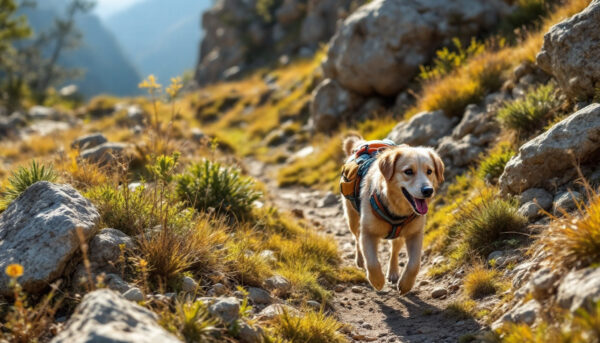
[431,287,448,299]
[335,284,346,292]
[358,300,366,305]
[123,287,144,302]
[351,286,363,294]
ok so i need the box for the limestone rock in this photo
[557,267,600,313]
[50,289,181,343]
[88,228,134,274]
[264,275,292,295]
[248,287,273,305]
[499,104,600,195]
[71,133,108,150]
[80,142,132,165]
[0,182,99,295]
[123,287,144,302]
[520,188,553,209]
[258,303,300,320]
[323,0,508,96]
[536,0,600,99]
[387,110,456,147]
[203,297,240,324]
[492,299,540,330]
[310,78,364,131]
[181,276,198,293]
[553,191,583,214]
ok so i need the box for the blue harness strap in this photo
[370,191,417,240]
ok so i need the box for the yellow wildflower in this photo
[138,75,162,90]
[139,259,148,268]
[166,77,183,98]
[5,263,23,278]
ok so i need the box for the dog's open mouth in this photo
[402,188,428,215]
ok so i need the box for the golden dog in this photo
[342,134,444,293]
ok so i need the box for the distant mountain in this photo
[20,1,142,97]
[105,0,211,83]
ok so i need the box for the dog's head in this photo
[378,146,445,215]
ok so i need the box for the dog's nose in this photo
[421,186,434,198]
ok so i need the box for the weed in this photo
[419,38,486,81]
[160,299,221,342]
[176,159,261,220]
[269,310,347,343]
[445,300,476,320]
[464,265,502,299]
[477,142,515,182]
[1,160,58,209]
[497,83,561,135]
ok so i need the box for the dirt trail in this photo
[245,159,484,343]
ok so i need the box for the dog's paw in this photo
[386,271,400,285]
[397,279,414,295]
[367,271,385,291]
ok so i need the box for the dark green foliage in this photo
[176,160,261,219]
[477,143,515,182]
[497,83,561,134]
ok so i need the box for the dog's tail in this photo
[342,132,363,156]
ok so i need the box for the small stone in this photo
[530,267,559,300]
[191,128,206,141]
[306,300,321,309]
[259,250,277,264]
[351,286,363,294]
[553,191,583,214]
[207,297,240,324]
[264,275,292,295]
[361,323,373,330]
[181,276,198,293]
[258,304,299,320]
[209,283,227,296]
[247,287,273,305]
[358,300,366,305]
[71,133,108,150]
[334,284,346,292]
[431,287,447,299]
[518,201,542,221]
[123,287,144,302]
[419,280,429,286]
[239,321,263,343]
[318,192,338,207]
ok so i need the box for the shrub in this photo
[1,160,58,209]
[497,83,561,135]
[541,188,600,269]
[477,143,515,182]
[464,265,502,299]
[499,0,550,35]
[176,159,261,220]
[445,300,476,320]
[419,38,485,81]
[449,192,527,258]
[269,310,347,343]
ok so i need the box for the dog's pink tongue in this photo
[414,198,428,215]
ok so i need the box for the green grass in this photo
[497,83,561,135]
[419,37,485,81]
[477,142,515,182]
[1,160,58,210]
[268,310,347,343]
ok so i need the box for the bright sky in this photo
[94,0,145,19]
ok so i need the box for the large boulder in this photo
[0,182,99,295]
[310,78,364,131]
[387,110,456,147]
[557,267,600,313]
[499,104,600,195]
[50,289,181,343]
[322,0,509,96]
[536,0,600,100]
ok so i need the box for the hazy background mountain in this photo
[105,0,212,84]
[20,0,142,97]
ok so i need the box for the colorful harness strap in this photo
[370,191,417,239]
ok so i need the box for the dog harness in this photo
[340,140,417,240]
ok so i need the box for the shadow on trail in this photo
[375,293,482,341]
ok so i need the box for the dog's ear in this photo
[342,132,363,156]
[379,150,401,181]
[428,150,445,185]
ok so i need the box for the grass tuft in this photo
[1,160,58,209]
[477,142,515,182]
[464,265,502,299]
[268,310,347,343]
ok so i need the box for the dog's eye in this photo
[427,169,433,175]
[404,169,413,176]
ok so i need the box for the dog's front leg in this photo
[387,237,404,284]
[398,230,423,294]
[360,231,385,290]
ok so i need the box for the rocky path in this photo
[245,159,484,343]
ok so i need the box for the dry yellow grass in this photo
[464,264,502,299]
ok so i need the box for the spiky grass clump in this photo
[445,300,476,319]
[540,188,600,269]
[419,37,485,81]
[269,310,347,343]
[1,160,58,209]
[497,83,561,135]
[160,300,220,342]
[464,265,502,299]
[176,159,261,220]
[449,192,527,258]
[477,143,515,182]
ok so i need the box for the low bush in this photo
[176,159,261,220]
[1,160,58,209]
[419,38,485,81]
[497,83,561,135]
[464,265,502,299]
[477,143,515,182]
[268,310,347,343]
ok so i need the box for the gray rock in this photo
[499,104,600,195]
[492,299,540,330]
[387,110,456,147]
[259,250,277,264]
[88,228,134,274]
[239,321,264,343]
[181,276,198,293]
[248,287,273,304]
[127,105,145,125]
[431,287,447,299]
[307,300,321,309]
[557,267,600,313]
[208,282,227,296]
[258,304,300,320]
[520,188,553,210]
[80,142,131,165]
[0,182,99,295]
[318,191,338,207]
[71,133,108,150]
[0,112,27,136]
[553,191,583,214]
[28,105,58,120]
[105,273,131,293]
[264,275,292,295]
[323,0,508,96]
[518,201,543,221]
[191,128,206,142]
[310,78,364,131]
[530,267,559,300]
[205,297,240,324]
[123,287,144,302]
[50,289,180,343]
[536,0,600,100]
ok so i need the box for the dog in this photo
[341,134,444,293]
